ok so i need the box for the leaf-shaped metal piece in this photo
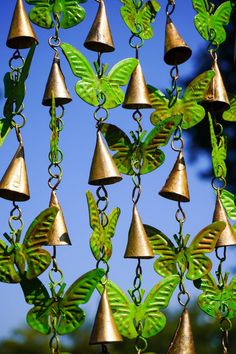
[148,70,214,129]
[120,0,160,40]
[0,240,21,283]
[50,92,59,164]
[20,277,49,305]
[61,42,138,108]
[223,94,236,121]
[221,189,236,220]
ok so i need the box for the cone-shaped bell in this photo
[47,191,71,246]
[89,131,122,185]
[124,204,154,259]
[159,151,190,202]
[122,62,152,109]
[42,54,72,106]
[164,17,192,66]
[90,287,123,344]
[213,195,236,247]
[0,145,30,202]
[201,57,230,113]
[84,0,115,52]
[7,0,38,49]
[167,308,196,354]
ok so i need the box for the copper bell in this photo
[84,0,115,53]
[201,55,230,113]
[47,191,71,246]
[167,308,196,354]
[7,0,38,49]
[122,62,152,109]
[124,204,154,259]
[42,54,72,106]
[213,195,236,247]
[89,131,122,185]
[90,287,123,344]
[164,17,192,66]
[159,151,190,202]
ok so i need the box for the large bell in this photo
[7,0,38,49]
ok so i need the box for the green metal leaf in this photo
[223,94,236,121]
[50,92,59,163]
[0,240,21,283]
[27,299,52,334]
[221,189,236,220]
[0,119,12,147]
[20,277,49,305]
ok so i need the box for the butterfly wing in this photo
[25,0,53,29]
[120,0,137,34]
[0,240,20,283]
[103,207,121,261]
[145,225,178,277]
[211,1,232,45]
[192,0,209,40]
[194,274,219,318]
[186,221,226,280]
[23,207,58,280]
[221,189,236,220]
[223,94,236,121]
[148,85,176,125]
[227,275,236,316]
[59,0,86,29]
[138,0,160,40]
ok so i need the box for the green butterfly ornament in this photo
[223,94,236,122]
[145,221,226,280]
[25,0,87,29]
[86,190,120,261]
[0,207,58,283]
[221,189,236,234]
[100,275,179,339]
[148,70,214,129]
[192,0,232,45]
[60,42,138,109]
[21,269,105,335]
[120,0,160,40]
[100,116,181,175]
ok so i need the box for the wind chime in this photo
[1,0,236,354]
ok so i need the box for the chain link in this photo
[131,259,143,305]
[8,202,24,243]
[101,344,110,354]
[166,0,175,16]
[215,246,227,289]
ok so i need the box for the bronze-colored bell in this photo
[89,131,122,185]
[213,195,236,247]
[124,204,154,259]
[167,308,196,354]
[47,191,71,246]
[90,287,123,344]
[164,17,192,66]
[6,0,38,49]
[122,62,152,109]
[0,145,30,202]
[159,151,190,202]
[201,56,230,113]
[84,0,115,52]
[42,54,72,106]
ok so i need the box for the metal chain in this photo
[220,318,232,354]
[48,12,61,53]
[131,259,143,305]
[166,0,175,16]
[135,324,148,353]
[8,201,24,243]
[168,65,179,108]
[171,125,184,152]
[101,344,110,354]
[215,246,227,290]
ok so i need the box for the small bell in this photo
[167,308,196,354]
[47,190,71,246]
[213,195,236,247]
[84,0,115,53]
[122,62,152,109]
[159,151,190,202]
[201,55,230,113]
[0,145,30,202]
[7,0,38,49]
[164,17,192,66]
[90,287,123,344]
[124,204,154,259]
[42,54,72,106]
[89,131,122,185]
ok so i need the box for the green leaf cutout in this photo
[101,275,179,339]
[120,0,160,40]
[223,94,236,121]
[145,221,226,280]
[148,70,214,129]
[61,42,138,109]
[86,191,120,261]
[50,92,59,163]
[208,113,227,179]
[100,116,181,175]
[25,0,86,29]
[221,189,236,220]
[25,268,105,335]
[192,0,232,45]
[0,207,58,283]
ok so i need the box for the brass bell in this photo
[164,17,192,66]
[84,0,115,53]
[167,308,196,354]
[124,204,154,259]
[7,0,38,49]
[201,55,230,113]
[42,54,72,106]
[213,195,236,247]
[89,131,122,185]
[159,151,190,202]
[122,62,152,109]
[0,145,30,202]
[90,287,123,344]
[47,191,71,246]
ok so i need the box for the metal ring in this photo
[129,34,144,48]
[96,258,110,276]
[166,1,175,16]
[48,149,64,165]
[135,336,148,353]
[9,51,25,71]
[48,36,61,49]
[177,290,190,307]
[11,112,26,129]
[49,267,64,287]
[220,318,232,332]
[211,176,226,191]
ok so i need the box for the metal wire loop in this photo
[177,290,190,307]
[48,149,64,165]
[129,33,144,48]
[135,335,148,353]
[48,36,61,51]
[49,105,65,121]
[166,0,175,16]
[8,202,24,236]
[175,202,186,224]
[101,344,110,354]
[11,112,27,129]
[9,50,25,71]
[211,176,226,191]
[220,318,232,332]
[49,267,64,288]
[96,258,110,276]
[48,163,63,179]
[96,185,109,213]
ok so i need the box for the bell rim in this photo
[42,97,72,107]
[6,36,38,49]
[88,176,123,186]
[164,46,192,66]
[83,41,115,53]
[0,189,30,202]
[159,190,190,203]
